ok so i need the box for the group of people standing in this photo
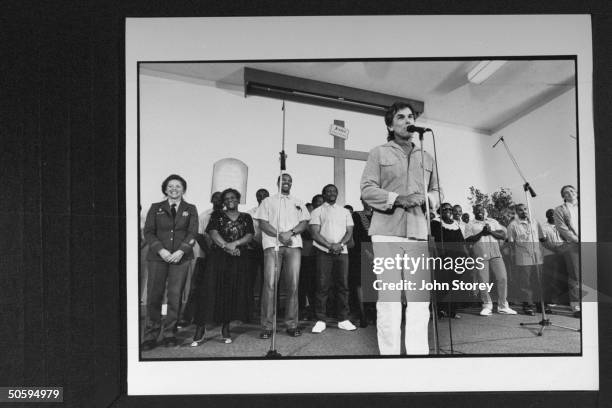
[140,101,581,355]
[140,172,366,351]
[431,192,580,321]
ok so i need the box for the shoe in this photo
[523,308,535,316]
[190,326,206,347]
[338,320,357,331]
[312,320,327,333]
[176,319,191,329]
[497,306,517,315]
[300,309,314,321]
[259,330,273,339]
[451,313,461,319]
[286,328,302,337]
[536,305,553,314]
[480,307,492,316]
[141,340,157,351]
[162,337,177,347]
[221,325,232,344]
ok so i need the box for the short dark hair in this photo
[322,184,337,194]
[277,173,293,184]
[311,194,323,203]
[560,185,575,197]
[161,174,187,195]
[210,191,222,202]
[221,188,241,202]
[385,101,417,141]
[546,209,555,218]
[438,202,452,215]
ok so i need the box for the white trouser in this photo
[372,235,430,355]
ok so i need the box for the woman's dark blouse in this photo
[352,211,373,245]
[430,219,466,258]
[206,211,254,249]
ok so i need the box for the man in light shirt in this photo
[507,204,545,316]
[553,185,580,317]
[465,204,517,316]
[541,208,566,307]
[309,184,356,333]
[255,173,310,338]
[360,101,440,355]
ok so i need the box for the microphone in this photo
[407,125,431,134]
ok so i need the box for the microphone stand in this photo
[417,129,462,355]
[417,131,440,354]
[265,102,287,358]
[492,135,579,336]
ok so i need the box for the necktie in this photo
[171,204,177,219]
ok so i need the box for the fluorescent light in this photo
[467,60,507,84]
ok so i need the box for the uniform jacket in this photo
[144,199,199,262]
[360,141,440,240]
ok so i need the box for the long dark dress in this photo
[194,211,254,324]
[348,210,374,318]
[430,219,468,314]
[348,210,373,288]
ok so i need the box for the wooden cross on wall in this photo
[297,120,369,206]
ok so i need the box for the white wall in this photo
[483,89,578,223]
[417,120,491,214]
[139,73,508,217]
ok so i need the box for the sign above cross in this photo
[297,120,369,206]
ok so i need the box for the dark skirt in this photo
[348,248,373,288]
[194,247,251,325]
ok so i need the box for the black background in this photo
[2,1,611,407]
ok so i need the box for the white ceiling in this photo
[141,59,575,134]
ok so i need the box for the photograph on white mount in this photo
[126,15,598,394]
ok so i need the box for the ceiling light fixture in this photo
[467,60,507,84]
[243,67,424,117]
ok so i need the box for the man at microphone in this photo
[360,101,440,355]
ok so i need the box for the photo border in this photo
[126,15,597,395]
